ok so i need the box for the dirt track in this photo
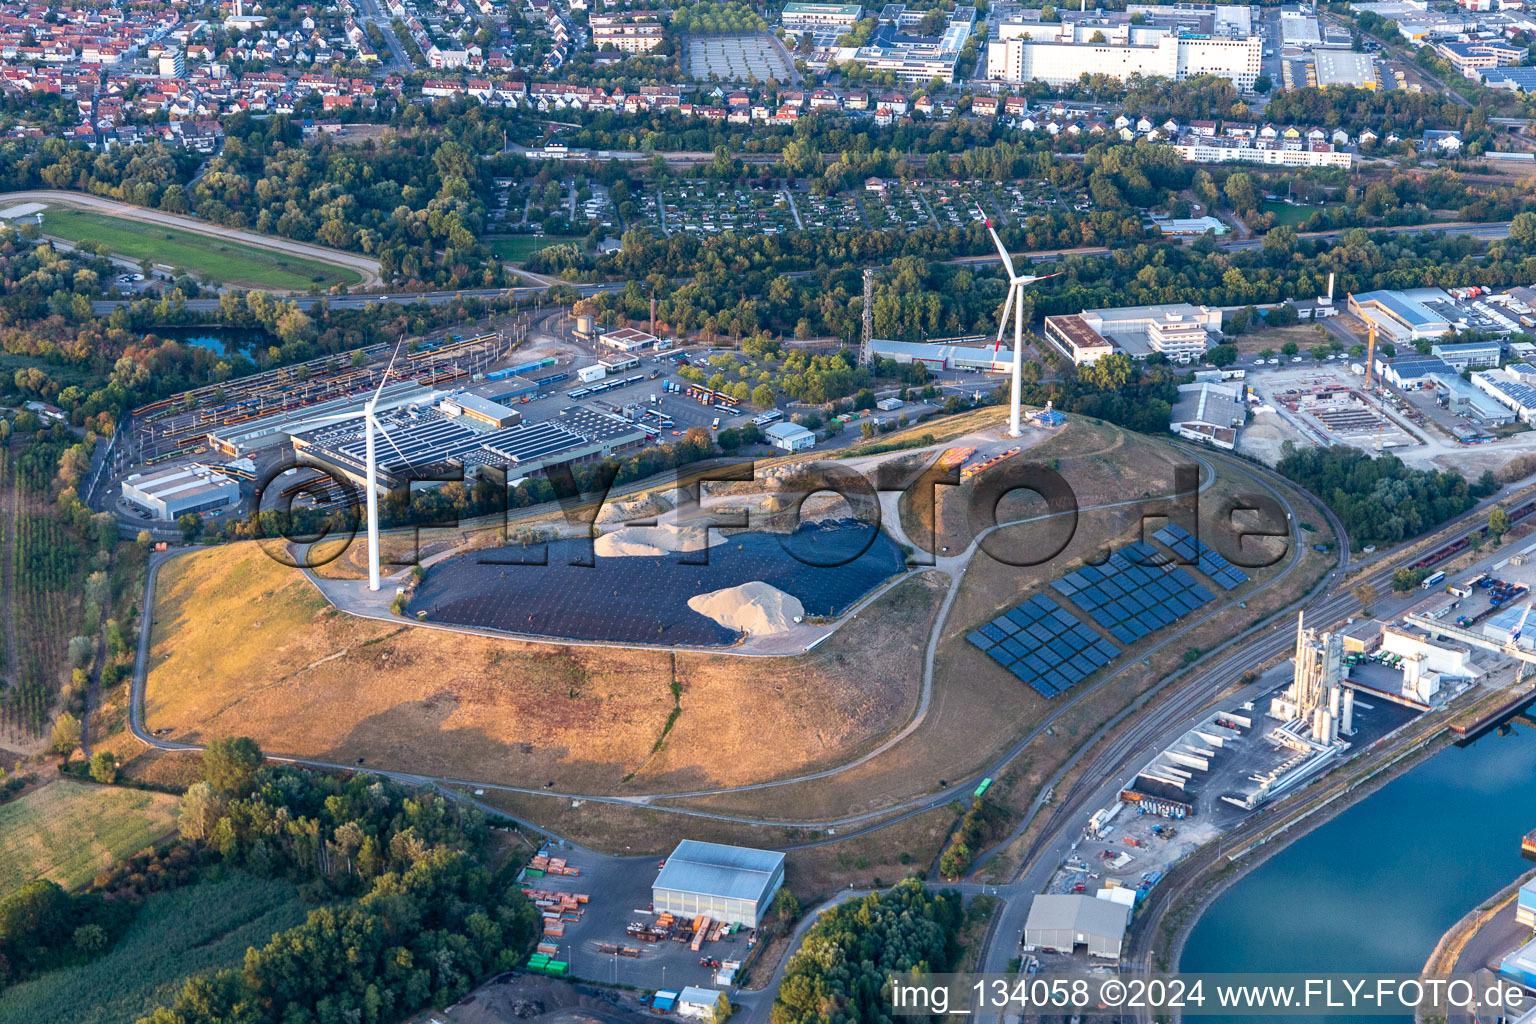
[0,190,383,289]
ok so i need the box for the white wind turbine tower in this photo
[302,339,415,591]
[979,205,1058,437]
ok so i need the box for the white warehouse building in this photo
[121,464,240,520]
[652,840,786,928]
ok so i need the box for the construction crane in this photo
[1509,601,1534,686]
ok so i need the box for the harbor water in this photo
[1180,728,1536,1021]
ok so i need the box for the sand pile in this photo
[594,524,715,558]
[687,582,805,636]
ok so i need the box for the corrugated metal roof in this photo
[1024,893,1132,937]
[654,840,784,902]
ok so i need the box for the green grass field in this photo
[0,780,178,899]
[488,234,584,262]
[40,208,363,290]
[0,873,309,1024]
[1262,201,1339,227]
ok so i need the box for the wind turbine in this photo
[302,339,415,591]
[979,205,1059,437]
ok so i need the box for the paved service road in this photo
[0,190,385,289]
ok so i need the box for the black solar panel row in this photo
[967,591,1119,699]
[1153,524,1250,591]
[1048,540,1216,644]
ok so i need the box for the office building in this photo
[986,6,1261,88]
[781,1,864,30]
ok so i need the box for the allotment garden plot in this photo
[647,184,798,235]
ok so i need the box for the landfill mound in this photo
[594,524,715,558]
[687,581,805,635]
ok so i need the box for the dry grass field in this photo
[663,431,1320,825]
[141,545,945,792]
[0,780,178,898]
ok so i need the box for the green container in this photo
[525,868,545,877]
[547,961,569,975]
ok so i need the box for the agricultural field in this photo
[140,543,944,793]
[37,208,362,291]
[0,780,178,899]
[3,444,85,739]
[0,873,308,1024]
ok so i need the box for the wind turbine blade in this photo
[298,410,367,427]
[994,285,1015,354]
[371,335,405,407]
[369,413,417,477]
[1021,271,1061,284]
[979,204,1018,281]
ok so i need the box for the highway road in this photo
[0,190,385,288]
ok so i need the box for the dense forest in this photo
[772,878,966,1024]
[1275,443,1497,548]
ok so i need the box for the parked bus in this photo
[711,417,720,430]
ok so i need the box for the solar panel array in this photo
[966,593,1120,699]
[1153,524,1249,591]
[1050,541,1214,646]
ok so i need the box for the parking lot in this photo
[685,33,790,80]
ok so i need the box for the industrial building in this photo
[1270,612,1354,746]
[121,464,241,520]
[1382,623,1476,703]
[1374,356,1455,390]
[652,841,786,928]
[676,987,728,1020]
[1431,340,1503,369]
[1311,49,1379,88]
[293,402,647,492]
[1044,304,1220,366]
[1429,372,1514,426]
[1350,289,1453,342]
[764,421,816,452]
[600,327,670,353]
[1023,894,1133,959]
[439,393,521,428]
[1168,382,1245,449]
[1473,367,1536,422]
[869,338,1012,372]
[986,5,1261,88]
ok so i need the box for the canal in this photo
[1181,728,1536,1020]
